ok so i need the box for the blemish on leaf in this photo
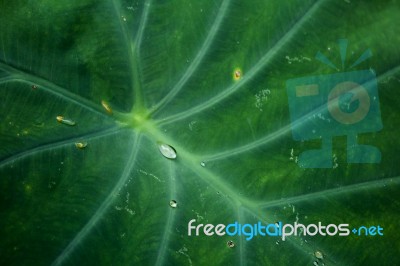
[255,89,270,111]
[233,68,242,81]
[227,240,235,248]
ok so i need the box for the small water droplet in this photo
[200,161,205,167]
[169,200,177,208]
[227,240,235,248]
[56,116,76,126]
[158,143,177,159]
[314,250,323,259]
[75,142,87,149]
[101,100,113,114]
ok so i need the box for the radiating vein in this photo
[134,0,151,58]
[52,132,141,266]
[237,208,246,266]
[150,0,231,116]
[0,75,13,84]
[259,176,400,209]
[147,121,396,265]
[243,207,343,265]
[112,0,150,110]
[0,126,121,169]
[155,161,177,266]
[202,64,400,161]
[131,0,151,109]
[157,0,326,125]
[0,62,110,118]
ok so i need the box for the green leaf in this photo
[1,0,399,265]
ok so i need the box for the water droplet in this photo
[227,240,235,248]
[158,143,177,159]
[75,142,87,149]
[169,200,177,208]
[200,161,206,167]
[101,100,113,114]
[56,116,76,126]
[314,250,323,259]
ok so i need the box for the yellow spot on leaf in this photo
[233,68,242,81]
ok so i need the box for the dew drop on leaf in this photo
[200,161,206,167]
[75,142,87,149]
[56,116,76,126]
[169,200,177,208]
[314,250,323,259]
[158,143,177,159]
[101,100,113,114]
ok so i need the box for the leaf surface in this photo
[1,0,399,265]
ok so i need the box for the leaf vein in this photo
[157,0,327,125]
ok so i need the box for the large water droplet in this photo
[200,161,206,167]
[158,143,177,159]
[169,200,177,208]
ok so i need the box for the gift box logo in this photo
[286,39,382,168]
